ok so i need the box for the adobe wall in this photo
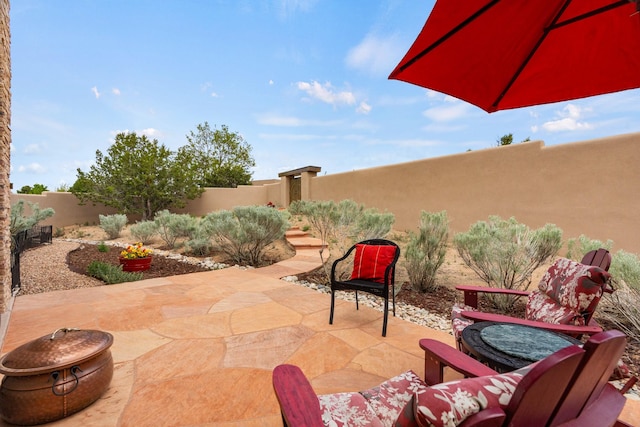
[7,133,640,255]
[311,133,640,254]
[8,183,277,229]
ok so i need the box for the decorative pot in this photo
[119,256,152,272]
[0,328,114,426]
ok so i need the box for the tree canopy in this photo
[496,133,531,146]
[72,132,204,220]
[184,122,255,188]
[17,183,48,194]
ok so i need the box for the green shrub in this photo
[97,241,110,253]
[453,216,562,311]
[184,219,215,256]
[99,214,127,239]
[566,234,613,261]
[609,250,640,291]
[87,261,143,284]
[154,210,197,248]
[405,211,449,293]
[54,227,65,238]
[353,208,395,242]
[599,250,640,345]
[10,200,55,235]
[289,199,395,281]
[205,205,289,266]
[130,220,159,244]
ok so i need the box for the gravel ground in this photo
[18,241,103,295]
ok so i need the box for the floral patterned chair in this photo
[272,330,629,427]
[451,250,613,350]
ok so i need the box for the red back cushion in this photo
[351,244,397,284]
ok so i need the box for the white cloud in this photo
[269,80,274,85]
[91,86,100,99]
[356,101,372,115]
[422,103,470,122]
[17,163,46,173]
[296,81,356,107]
[140,128,161,137]
[541,104,594,132]
[112,88,121,95]
[346,33,404,77]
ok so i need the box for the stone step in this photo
[285,228,309,238]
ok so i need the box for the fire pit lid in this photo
[0,328,113,376]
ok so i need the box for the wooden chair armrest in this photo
[419,339,496,385]
[457,407,507,427]
[460,311,603,335]
[555,384,626,427]
[455,285,530,308]
[273,364,324,427]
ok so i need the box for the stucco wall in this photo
[311,133,640,253]
[8,133,640,255]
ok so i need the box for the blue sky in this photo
[10,0,640,192]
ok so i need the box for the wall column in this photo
[0,0,11,321]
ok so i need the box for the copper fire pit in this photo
[0,328,114,426]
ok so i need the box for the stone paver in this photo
[0,229,637,426]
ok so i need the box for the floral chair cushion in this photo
[360,370,430,426]
[412,369,527,427]
[318,392,384,427]
[451,303,475,344]
[526,258,610,324]
[318,370,428,427]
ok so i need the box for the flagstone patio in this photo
[0,230,638,426]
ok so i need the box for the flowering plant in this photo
[120,242,153,259]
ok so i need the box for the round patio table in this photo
[461,321,583,372]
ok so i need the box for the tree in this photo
[496,133,531,146]
[183,122,255,187]
[17,183,48,194]
[72,132,204,220]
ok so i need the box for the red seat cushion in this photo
[351,244,397,284]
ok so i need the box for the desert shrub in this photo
[566,234,613,260]
[154,211,196,248]
[97,241,110,253]
[99,214,127,239]
[405,210,449,293]
[289,200,395,282]
[130,220,159,244]
[87,261,143,284]
[290,199,394,263]
[609,250,640,290]
[184,237,213,256]
[204,205,289,266]
[10,200,55,235]
[453,216,562,311]
[287,200,306,216]
[184,219,215,256]
[353,208,395,242]
[600,250,640,344]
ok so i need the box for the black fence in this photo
[11,225,53,294]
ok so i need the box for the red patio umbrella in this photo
[389,0,640,113]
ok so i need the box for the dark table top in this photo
[461,321,582,372]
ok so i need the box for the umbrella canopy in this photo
[389,0,640,113]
